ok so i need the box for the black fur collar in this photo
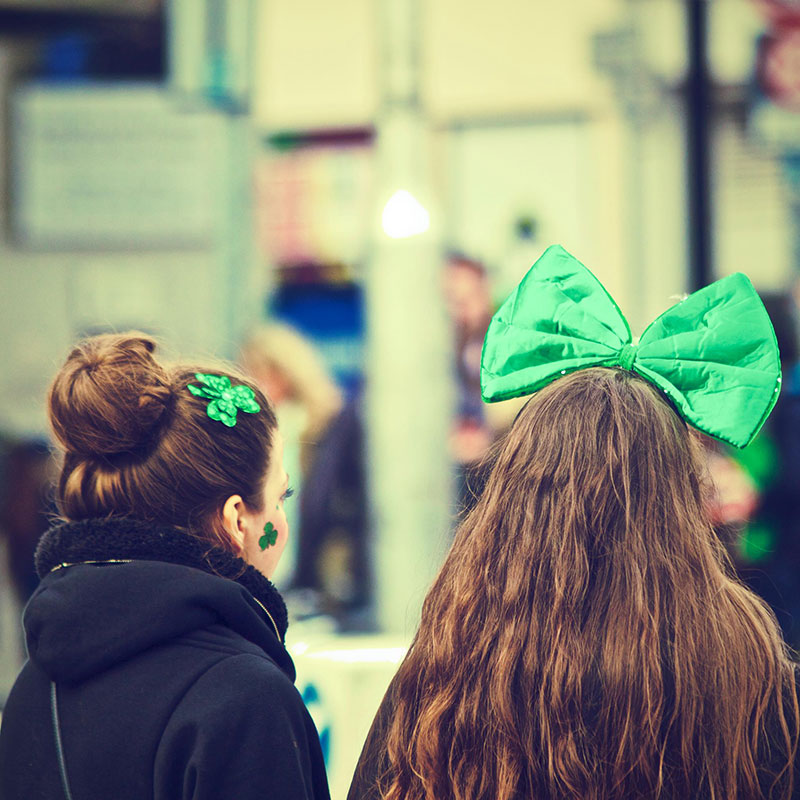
[35,517,289,642]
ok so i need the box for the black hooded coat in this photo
[0,518,330,800]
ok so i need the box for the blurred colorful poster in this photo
[255,137,374,268]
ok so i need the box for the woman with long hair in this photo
[0,332,330,800]
[349,246,800,800]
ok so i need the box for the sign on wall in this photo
[12,84,227,249]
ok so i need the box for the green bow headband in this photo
[480,245,781,448]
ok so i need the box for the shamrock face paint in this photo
[259,521,278,550]
[236,429,289,580]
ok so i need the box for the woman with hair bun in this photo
[0,333,330,800]
[349,247,800,800]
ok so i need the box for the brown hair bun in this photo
[50,331,276,543]
[48,332,172,458]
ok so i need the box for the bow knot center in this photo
[617,344,637,371]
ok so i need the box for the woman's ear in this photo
[221,494,246,552]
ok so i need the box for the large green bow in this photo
[480,245,781,448]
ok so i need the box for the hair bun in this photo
[48,333,172,458]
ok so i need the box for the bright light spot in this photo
[381,190,430,239]
[289,641,310,656]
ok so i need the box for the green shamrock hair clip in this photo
[187,373,260,427]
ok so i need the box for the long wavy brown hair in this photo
[379,368,798,800]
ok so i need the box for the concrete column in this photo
[366,0,453,635]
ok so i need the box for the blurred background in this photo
[1,0,799,795]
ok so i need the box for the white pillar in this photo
[366,0,453,635]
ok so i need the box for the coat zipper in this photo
[51,559,133,571]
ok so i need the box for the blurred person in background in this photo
[0,333,330,800]
[442,253,495,513]
[241,323,370,629]
[349,248,800,800]
[0,436,55,605]
[708,290,800,649]
[443,253,526,516]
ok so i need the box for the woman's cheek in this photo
[275,511,289,547]
[266,506,289,548]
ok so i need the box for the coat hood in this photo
[26,518,294,684]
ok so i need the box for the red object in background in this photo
[757,26,800,109]
[754,0,800,27]
[706,449,759,527]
